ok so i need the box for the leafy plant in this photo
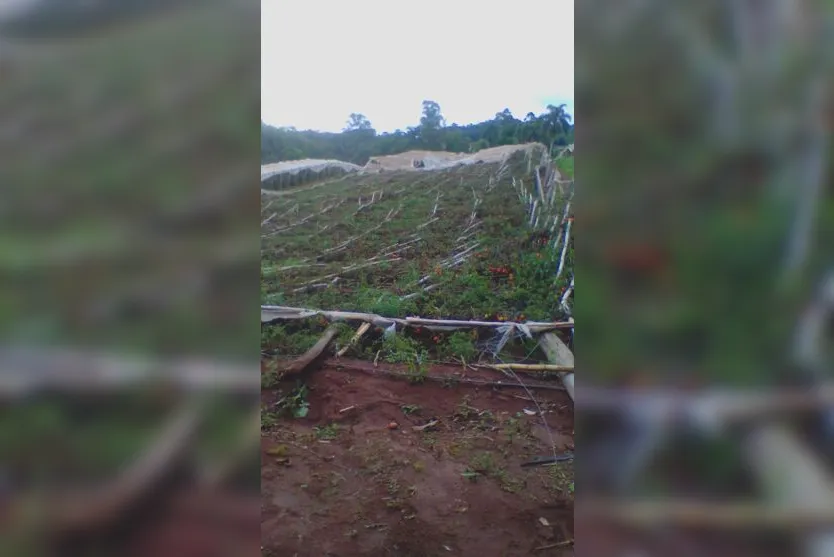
[314,423,340,440]
[275,383,310,418]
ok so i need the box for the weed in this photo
[261,359,282,389]
[440,331,478,361]
[405,359,428,384]
[469,452,497,474]
[261,404,279,430]
[314,423,340,440]
[461,469,480,482]
[400,404,421,416]
[268,383,310,419]
[386,478,401,495]
[382,334,425,364]
[546,463,574,496]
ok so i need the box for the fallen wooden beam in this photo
[280,325,340,377]
[337,322,371,357]
[538,332,574,401]
[261,305,573,332]
[483,363,574,373]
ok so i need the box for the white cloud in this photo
[262,0,573,132]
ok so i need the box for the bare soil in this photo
[261,358,575,557]
[364,143,545,172]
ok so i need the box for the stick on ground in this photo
[281,325,340,377]
[481,363,573,373]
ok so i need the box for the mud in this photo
[261,360,575,556]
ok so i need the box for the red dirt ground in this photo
[261,358,575,557]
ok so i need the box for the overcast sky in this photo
[262,0,573,133]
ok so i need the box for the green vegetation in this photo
[262,101,573,165]
[261,148,572,321]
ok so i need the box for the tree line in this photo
[262,100,573,166]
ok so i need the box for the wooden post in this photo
[538,332,574,401]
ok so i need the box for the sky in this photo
[262,0,573,133]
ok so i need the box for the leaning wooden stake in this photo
[337,322,371,357]
[538,332,574,401]
[281,325,339,377]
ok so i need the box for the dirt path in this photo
[261,360,574,556]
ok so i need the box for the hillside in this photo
[260,140,575,555]
[261,143,572,323]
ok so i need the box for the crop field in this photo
[261,146,573,325]
[261,146,577,555]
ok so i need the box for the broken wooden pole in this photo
[261,305,573,332]
[538,332,574,401]
[337,322,371,357]
[280,325,339,377]
[486,362,573,373]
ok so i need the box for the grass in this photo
[314,423,340,440]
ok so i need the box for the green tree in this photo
[344,113,374,133]
[419,100,445,149]
[543,104,572,147]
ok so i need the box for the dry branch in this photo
[337,322,371,357]
[320,206,400,255]
[291,258,402,292]
[280,325,340,377]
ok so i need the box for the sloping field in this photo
[364,143,548,172]
[261,145,576,555]
[261,144,572,322]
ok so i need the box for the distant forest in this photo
[261,100,573,166]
